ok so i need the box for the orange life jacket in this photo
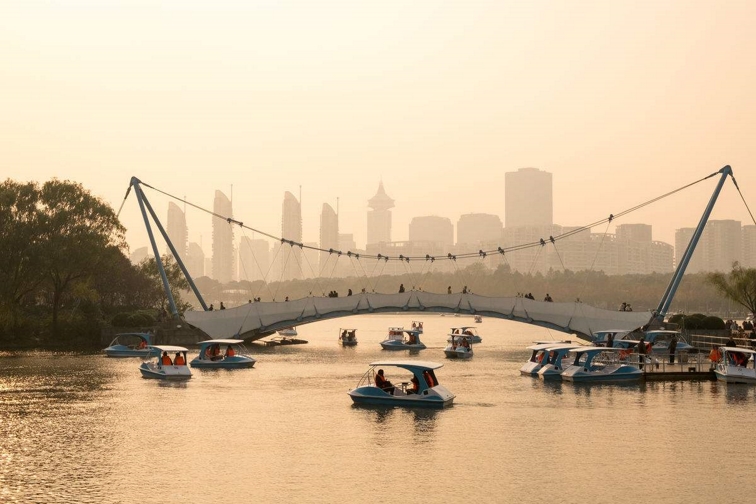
[174,355,185,365]
[161,355,173,365]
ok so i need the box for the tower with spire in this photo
[367,181,394,246]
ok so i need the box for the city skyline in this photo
[4,2,755,262]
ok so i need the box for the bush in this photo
[112,310,156,328]
[702,316,726,330]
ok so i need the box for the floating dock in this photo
[640,355,714,381]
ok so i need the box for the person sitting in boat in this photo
[137,339,147,350]
[461,338,470,349]
[407,376,420,394]
[375,369,395,394]
[423,370,436,387]
[161,351,173,366]
[408,332,416,344]
[225,345,236,358]
[348,331,355,341]
[174,352,185,366]
[341,330,348,341]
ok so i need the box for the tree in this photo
[136,255,192,314]
[707,262,756,317]
[0,181,46,329]
[37,180,126,337]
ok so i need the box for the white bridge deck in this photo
[183,292,650,341]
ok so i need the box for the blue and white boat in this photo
[521,342,581,376]
[447,327,482,344]
[348,360,455,408]
[139,345,192,380]
[339,328,358,347]
[642,330,696,356]
[104,332,159,358]
[190,339,256,369]
[444,335,474,359]
[714,347,756,384]
[590,329,633,348]
[537,343,581,380]
[561,347,643,383]
[380,327,426,351]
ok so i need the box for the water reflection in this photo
[352,404,439,443]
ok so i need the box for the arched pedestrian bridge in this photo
[183,292,651,341]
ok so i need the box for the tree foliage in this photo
[707,262,756,317]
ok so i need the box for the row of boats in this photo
[520,329,756,385]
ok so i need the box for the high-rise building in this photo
[457,213,503,249]
[615,224,652,243]
[367,181,394,246]
[239,237,270,282]
[186,242,205,278]
[339,233,357,252]
[212,190,234,283]
[166,201,188,263]
[319,203,339,276]
[743,225,756,268]
[409,216,454,248]
[505,168,553,228]
[129,246,149,265]
[280,191,303,281]
[675,220,741,273]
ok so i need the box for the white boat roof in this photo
[369,360,443,370]
[721,347,756,354]
[451,326,476,330]
[527,343,567,351]
[543,343,583,351]
[152,345,188,352]
[645,330,681,335]
[568,346,618,353]
[198,339,244,345]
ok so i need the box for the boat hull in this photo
[348,385,454,409]
[380,341,426,351]
[715,365,756,384]
[105,347,158,358]
[537,364,564,380]
[139,362,192,380]
[444,349,473,359]
[561,364,642,383]
[190,357,256,369]
[520,361,543,375]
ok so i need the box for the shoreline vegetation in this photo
[2,178,752,350]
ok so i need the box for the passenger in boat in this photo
[408,332,417,344]
[375,369,395,394]
[348,330,355,340]
[408,376,420,394]
[161,351,173,366]
[341,330,348,341]
[137,339,147,350]
[225,345,236,358]
[174,352,185,366]
[606,333,614,348]
[461,338,470,349]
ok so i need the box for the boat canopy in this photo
[197,339,244,347]
[541,343,582,351]
[568,346,616,354]
[368,360,443,371]
[527,342,568,351]
[152,345,189,352]
[721,347,756,355]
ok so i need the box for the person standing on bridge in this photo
[447,286,452,294]
[399,283,405,293]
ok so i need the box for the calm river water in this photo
[1,314,755,504]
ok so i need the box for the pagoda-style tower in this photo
[367,181,394,246]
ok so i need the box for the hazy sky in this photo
[3,1,755,256]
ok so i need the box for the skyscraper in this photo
[166,201,188,262]
[280,191,302,281]
[186,242,205,278]
[238,237,270,282]
[457,213,503,249]
[367,181,394,246]
[505,168,553,228]
[319,203,339,276]
[409,216,454,247]
[743,225,756,268]
[675,220,741,273]
[212,190,234,283]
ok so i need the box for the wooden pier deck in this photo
[640,356,715,381]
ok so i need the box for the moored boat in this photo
[410,321,424,333]
[521,342,580,376]
[444,335,473,359]
[561,347,643,383]
[536,344,585,380]
[380,327,425,351]
[714,347,756,384]
[447,327,482,344]
[139,345,192,380]
[474,315,483,324]
[104,332,159,358]
[190,339,256,369]
[278,327,298,337]
[339,328,358,347]
[348,360,455,408]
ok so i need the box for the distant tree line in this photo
[0,179,187,348]
[189,264,749,319]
